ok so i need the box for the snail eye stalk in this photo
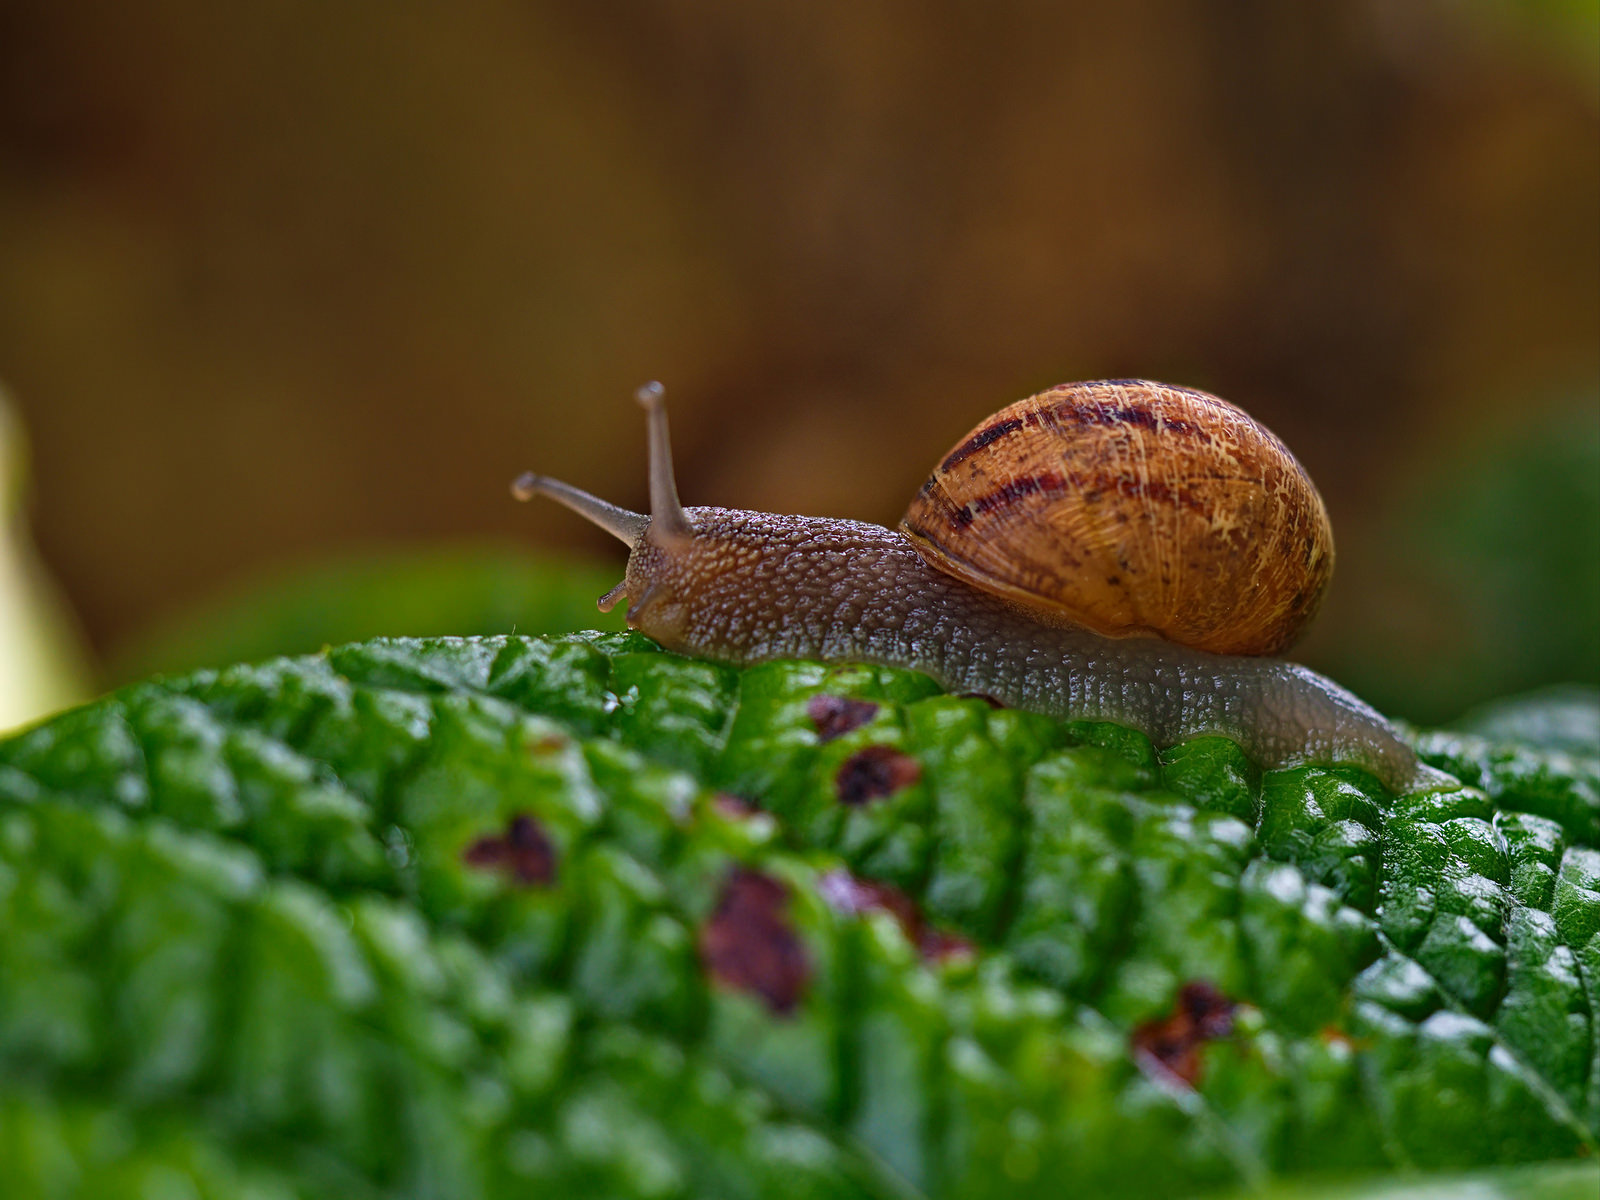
[509,472,647,546]
[510,380,693,549]
[635,381,694,542]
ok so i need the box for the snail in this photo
[514,380,1445,793]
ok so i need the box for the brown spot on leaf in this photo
[835,745,921,805]
[462,812,557,886]
[527,731,569,755]
[817,870,975,963]
[1318,1025,1366,1051]
[957,691,1007,709]
[920,928,977,961]
[700,868,810,1015]
[818,869,916,925]
[1130,981,1237,1086]
[713,792,763,818]
[807,694,880,741]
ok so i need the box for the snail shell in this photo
[901,380,1334,656]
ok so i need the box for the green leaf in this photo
[106,547,628,684]
[1216,1157,1600,1200]
[1,633,1597,1199]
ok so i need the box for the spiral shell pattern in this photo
[901,380,1334,656]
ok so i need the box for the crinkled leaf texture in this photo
[0,632,1596,1200]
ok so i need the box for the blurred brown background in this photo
[0,0,1596,725]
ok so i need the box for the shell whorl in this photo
[901,379,1335,657]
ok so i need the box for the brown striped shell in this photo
[900,380,1334,656]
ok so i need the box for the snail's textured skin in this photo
[902,381,1335,656]
[624,507,1427,791]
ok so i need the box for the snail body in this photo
[515,380,1442,793]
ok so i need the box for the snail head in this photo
[511,381,709,643]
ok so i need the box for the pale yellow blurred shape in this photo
[0,389,91,732]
